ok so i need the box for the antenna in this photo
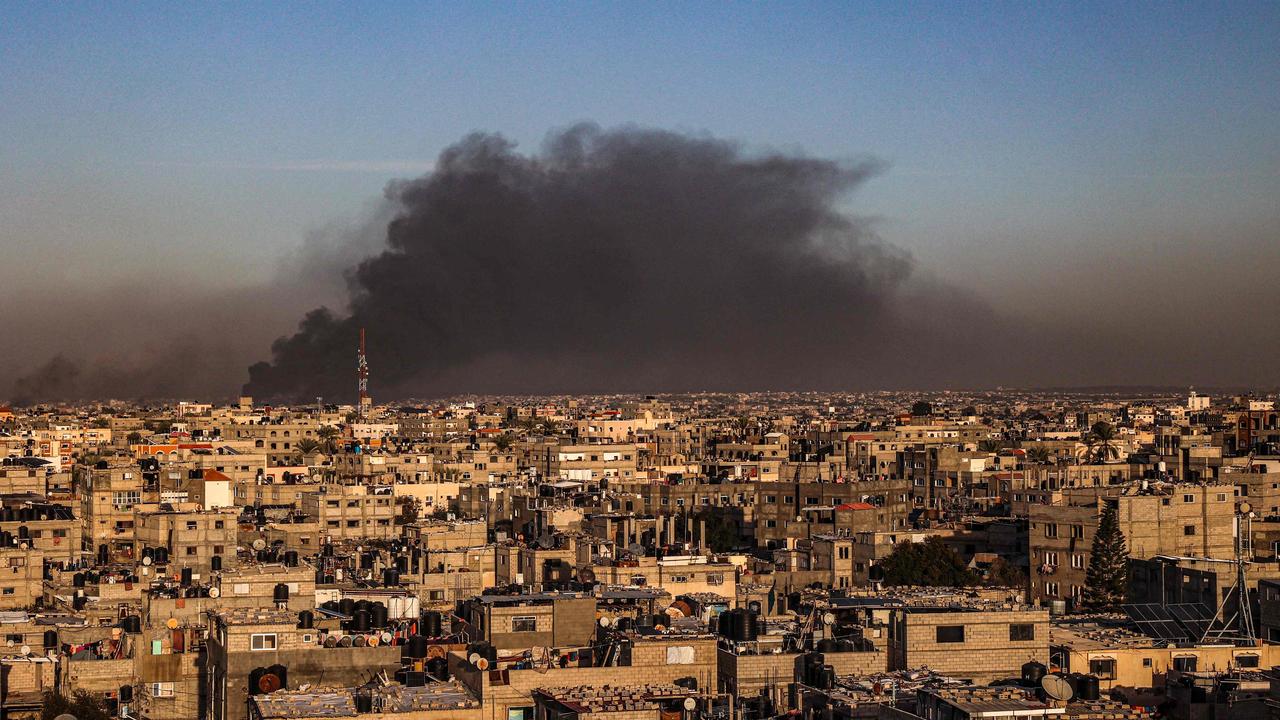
[357,328,371,421]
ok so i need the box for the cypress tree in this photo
[1084,503,1129,608]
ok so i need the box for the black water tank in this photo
[119,685,133,703]
[43,630,58,649]
[370,603,388,628]
[395,555,408,573]
[355,599,373,614]
[72,595,87,610]
[1022,661,1047,685]
[121,615,142,633]
[421,611,442,637]
[354,694,373,713]
[141,547,155,561]
[211,555,222,571]
[297,611,314,629]
[426,656,450,680]
[351,609,371,632]
[283,551,298,567]
[403,635,428,659]
[338,598,356,616]
[717,609,737,639]
[273,583,289,603]
[383,568,400,587]
[816,638,840,654]
[72,573,85,588]
[155,547,169,564]
[180,567,193,586]
[1077,674,1101,701]
[741,610,759,641]
[820,665,837,690]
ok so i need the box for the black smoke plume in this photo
[245,124,928,401]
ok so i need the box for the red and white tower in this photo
[357,327,371,420]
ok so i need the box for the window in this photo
[186,547,197,556]
[1009,624,1035,641]
[1044,523,1058,538]
[250,633,277,651]
[214,521,225,529]
[1173,656,1198,672]
[1,588,13,596]
[151,682,175,698]
[1142,658,1152,667]
[1044,552,1059,567]
[668,575,689,583]
[1071,554,1086,569]
[186,521,197,530]
[1070,525,1084,539]
[935,626,965,643]
[1184,525,1196,536]
[511,616,537,633]
[113,491,140,508]
[1089,658,1116,679]
[1045,582,1059,597]
[1236,654,1260,668]
[1184,494,1195,503]
[508,707,534,720]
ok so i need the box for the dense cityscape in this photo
[0,386,1276,719]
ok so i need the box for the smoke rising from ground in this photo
[244,124,936,401]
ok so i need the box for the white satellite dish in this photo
[142,556,152,566]
[1040,675,1073,702]
[822,612,836,625]
[468,653,482,666]
[252,539,267,551]
[208,586,221,598]
[598,616,613,628]
[19,645,30,656]
[682,698,697,711]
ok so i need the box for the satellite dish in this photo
[252,539,267,551]
[166,618,179,629]
[1240,502,1253,515]
[683,698,697,711]
[468,653,482,666]
[475,657,490,671]
[19,645,30,656]
[142,556,152,566]
[822,612,836,625]
[599,616,613,628]
[208,586,221,598]
[55,715,77,720]
[1041,675,1073,702]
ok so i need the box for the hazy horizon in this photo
[3,3,1278,403]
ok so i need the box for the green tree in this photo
[694,509,740,553]
[493,432,515,452]
[977,438,1005,453]
[1084,504,1130,608]
[42,690,113,720]
[295,438,321,455]
[1024,446,1052,465]
[880,537,979,587]
[984,556,1028,589]
[1086,421,1122,463]
[126,431,143,444]
[910,401,933,417]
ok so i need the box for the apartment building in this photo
[134,504,239,574]
[1029,483,1236,607]
[299,485,397,541]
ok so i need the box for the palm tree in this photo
[493,432,514,452]
[295,438,321,455]
[977,439,1004,453]
[317,426,340,454]
[1024,446,1052,466]
[1086,422,1122,463]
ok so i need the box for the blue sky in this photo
[2,1,1278,316]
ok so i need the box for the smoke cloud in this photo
[245,124,936,401]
